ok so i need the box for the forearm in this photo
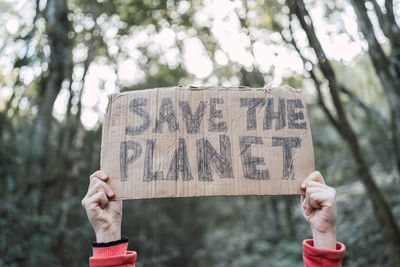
[95,223,121,243]
[312,228,336,250]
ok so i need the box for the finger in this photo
[88,177,115,198]
[305,189,311,216]
[304,181,327,189]
[304,185,335,206]
[87,179,115,199]
[300,194,306,209]
[309,192,323,209]
[90,170,108,182]
[300,181,326,199]
[304,186,325,215]
[301,171,325,189]
[86,181,106,198]
[304,185,329,196]
[87,191,109,209]
[316,188,336,208]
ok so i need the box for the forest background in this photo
[1,0,400,266]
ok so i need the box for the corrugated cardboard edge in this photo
[106,86,303,97]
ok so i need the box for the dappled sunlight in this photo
[1,0,400,266]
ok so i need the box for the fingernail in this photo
[99,172,107,179]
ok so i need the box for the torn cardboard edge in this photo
[101,86,315,200]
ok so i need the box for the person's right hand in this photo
[300,171,337,249]
[81,170,122,243]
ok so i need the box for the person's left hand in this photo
[81,170,122,243]
[301,171,337,249]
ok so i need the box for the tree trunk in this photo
[54,37,99,265]
[0,0,40,139]
[289,1,400,265]
[26,0,71,213]
[270,197,282,236]
[350,0,400,176]
[284,197,296,240]
[0,90,16,138]
[369,0,400,51]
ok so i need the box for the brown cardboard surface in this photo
[100,86,315,199]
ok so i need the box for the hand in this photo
[300,171,337,250]
[82,170,122,243]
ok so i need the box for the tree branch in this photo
[288,1,400,263]
[280,19,342,132]
[369,0,400,50]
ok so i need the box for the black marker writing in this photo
[238,136,270,180]
[153,97,179,133]
[263,98,286,130]
[287,99,306,129]
[120,141,142,181]
[166,138,193,181]
[272,137,301,180]
[143,139,164,181]
[126,98,151,135]
[196,135,233,181]
[179,100,207,134]
[240,98,266,130]
[209,98,227,132]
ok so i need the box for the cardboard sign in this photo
[101,86,315,199]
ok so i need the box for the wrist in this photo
[311,227,336,250]
[91,237,129,257]
[95,224,121,243]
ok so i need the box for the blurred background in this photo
[1,0,400,266]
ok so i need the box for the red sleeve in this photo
[89,241,137,267]
[303,239,345,267]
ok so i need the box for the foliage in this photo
[1,0,399,266]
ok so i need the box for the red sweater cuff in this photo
[92,242,128,257]
[303,239,345,262]
[89,251,137,267]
